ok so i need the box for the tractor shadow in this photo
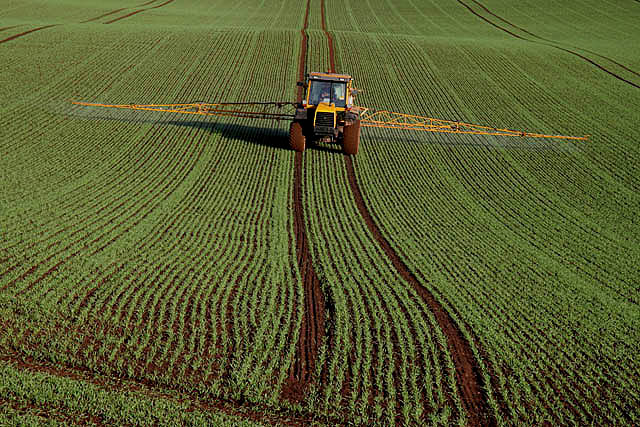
[64,106,344,154]
[161,119,291,151]
[161,120,345,154]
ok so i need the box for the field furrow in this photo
[1,0,638,424]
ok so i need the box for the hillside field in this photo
[0,0,639,425]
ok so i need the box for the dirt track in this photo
[343,157,493,425]
[316,0,494,419]
[105,0,176,24]
[0,25,58,45]
[456,0,640,90]
[281,0,326,403]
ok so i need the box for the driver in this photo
[320,88,331,103]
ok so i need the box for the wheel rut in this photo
[456,0,640,89]
[0,25,58,45]
[468,0,640,79]
[281,0,326,403]
[318,3,494,422]
[104,0,176,24]
[80,0,160,23]
[343,157,493,425]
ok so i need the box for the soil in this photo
[343,156,494,426]
[456,0,640,89]
[282,150,325,402]
[80,8,126,23]
[281,0,327,404]
[0,25,58,45]
[320,0,336,74]
[104,0,176,25]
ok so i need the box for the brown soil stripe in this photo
[320,0,336,73]
[283,151,326,402]
[469,0,640,78]
[344,156,493,426]
[319,4,492,423]
[80,8,126,23]
[104,9,145,24]
[296,0,310,102]
[456,0,640,90]
[0,25,57,45]
[0,394,105,426]
[281,0,325,403]
[0,351,323,426]
[80,0,160,22]
[104,0,176,24]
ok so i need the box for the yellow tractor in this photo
[290,72,361,154]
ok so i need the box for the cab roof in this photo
[308,71,352,82]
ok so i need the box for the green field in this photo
[1,0,639,425]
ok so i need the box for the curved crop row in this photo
[331,20,639,425]
[301,148,457,425]
[0,25,305,414]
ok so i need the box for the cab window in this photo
[309,81,347,107]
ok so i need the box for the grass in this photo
[1,0,639,424]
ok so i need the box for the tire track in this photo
[80,8,127,23]
[283,151,326,401]
[0,25,58,45]
[0,25,21,33]
[320,0,336,73]
[344,157,492,425]
[104,0,176,25]
[80,0,160,23]
[281,0,325,403]
[316,153,445,423]
[319,3,493,424]
[455,0,640,89]
[469,0,640,79]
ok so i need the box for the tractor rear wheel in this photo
[343,119,361,155]
[289,121,306,152]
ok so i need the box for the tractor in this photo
[72,73,588,152]
[290,72,361,154]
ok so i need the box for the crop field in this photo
[1,0,639,425]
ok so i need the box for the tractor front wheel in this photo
[289,121,306,152]
[343,119,361,155]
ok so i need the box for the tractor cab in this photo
[291,72,361,154]
[306,76,350,108]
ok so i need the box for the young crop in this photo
[1,0,639,425]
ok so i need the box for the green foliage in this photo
[1,0,639,425]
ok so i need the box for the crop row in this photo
[0,25,307,411]
[0,357,259,426]
[299,145,459,425]
[332,17,639,425]
[1,29,262,290]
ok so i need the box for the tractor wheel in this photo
[289,121,306,152]
[343,119,361,155]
